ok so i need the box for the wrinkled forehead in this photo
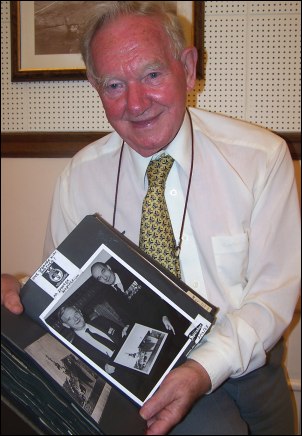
[91,15,172,70]
[94,14,168,47]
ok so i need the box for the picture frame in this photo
[10,1,204,82]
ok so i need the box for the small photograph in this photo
[42,261,69,288]
[25,333,111,422]
[113,324,168,374]
[30,249,81,299]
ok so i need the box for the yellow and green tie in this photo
[139,154,181,278]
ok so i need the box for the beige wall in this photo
[1,158,69,275]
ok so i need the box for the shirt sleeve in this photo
[189,140,301,391]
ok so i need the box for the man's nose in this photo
[126,82,151,115]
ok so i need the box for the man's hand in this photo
[122,324,130,337]
[105,363,115,374]
[139,359,211,435]
[1,274,23,314]
[162,315,175,334]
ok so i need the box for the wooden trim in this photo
[1,131,300,159]
[1,132,109,157]
[194,1,205,79]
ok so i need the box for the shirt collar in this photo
[113,272,121,286]
[124,110,192,189]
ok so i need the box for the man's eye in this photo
[106,82,123,91]
[149,72,159,79]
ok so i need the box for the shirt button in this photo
[170,189,177,196]
[183,234,188,241]
[193,281,199,288]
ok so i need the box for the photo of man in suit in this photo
[45,254,194,403]
[90,258,183,334]
[59,305,129,355]
[58,304,128,375]
[91,260,142,300]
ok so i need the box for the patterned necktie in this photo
[139,154,181,278]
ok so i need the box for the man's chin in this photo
[127,137,170,157]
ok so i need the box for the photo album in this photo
[17,214,217,407]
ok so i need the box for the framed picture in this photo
[10,1,204,82]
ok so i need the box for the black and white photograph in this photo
[21,215,215,407]
[113,324,168,374]
[25,333,112,422]
[11,1,204,81]
[41,245,196,404]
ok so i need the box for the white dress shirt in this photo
[75,323,115,357]
[44,107,301,391]
[112,273,124,293]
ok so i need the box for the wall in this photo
[1,158,69,275]
[1,1,301,433]
[1,1,301,132]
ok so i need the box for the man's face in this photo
[89,15,195,157]
[92,264,115,285]
[61,307,85,330]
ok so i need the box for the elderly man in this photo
[2,2,300,435]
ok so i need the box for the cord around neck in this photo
[112,107,194,259]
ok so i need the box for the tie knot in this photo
[146,154,174,188]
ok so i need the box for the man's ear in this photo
[181,46,198,91]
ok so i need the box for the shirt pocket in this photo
[212,233,249,308]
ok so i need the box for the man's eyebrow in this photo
[144,62,163,71]
[140,61,167,76]
[94,62,165,88]
[94,74,113,88]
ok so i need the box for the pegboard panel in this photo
[1,20,28,131]
[26,81,110,131]
[250,2,300,14]
[205,1,247,15]
[197,12,247,119]
[1,1,301,133]
[247,11,301,130]
[196,0,300,131]
[1,0,10,22]
[1,1,26,131]
[1,0,111,132]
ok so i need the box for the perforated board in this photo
[1,1,301,132]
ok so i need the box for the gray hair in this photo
[58,305,81,322]
[81,1,187,80]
